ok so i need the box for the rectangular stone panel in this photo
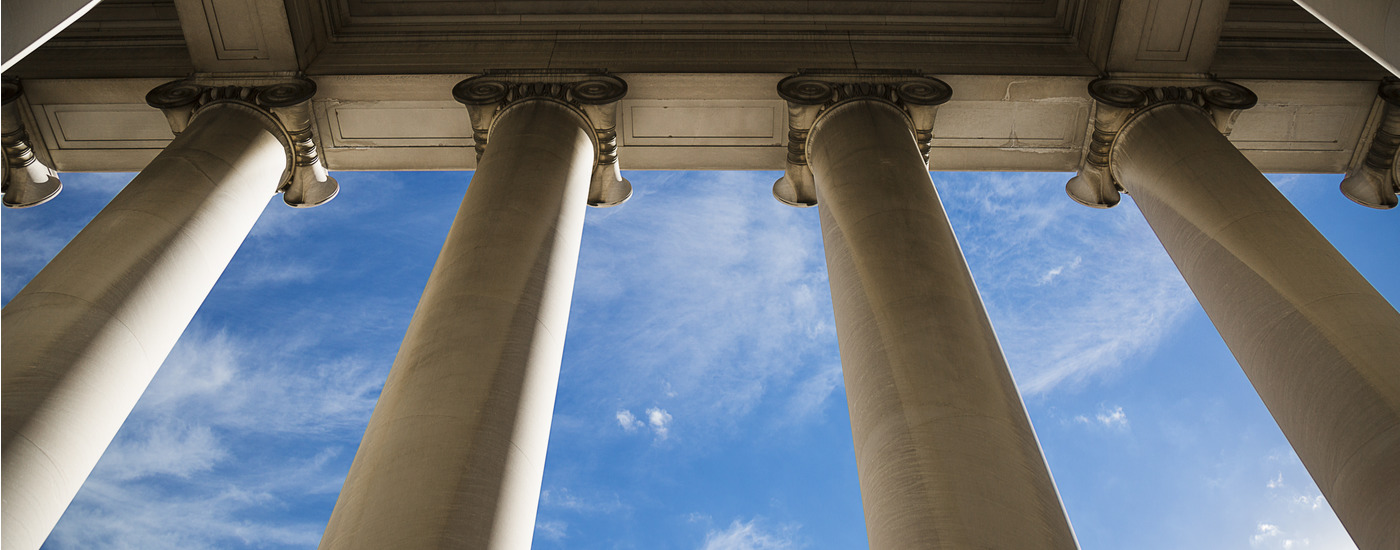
[205,0,269,59]
[1138,0,1203,61]
[42,104,173,149]
[322,101,473,148]
[931,100,1088,149]
[620,100,785,146]
[1230,104,1365,152]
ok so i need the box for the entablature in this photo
[9,73,1383,174]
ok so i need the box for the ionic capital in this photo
[773,72,952,207]
[146,76,338,208]
[2,79,62,208]
[452,71,631,208]
[1339,80,1400,209]
[1067,78,1257,208]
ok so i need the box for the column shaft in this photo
[1113,103,1400,549]
[2,104,288,550]
[1293,0,1399,77]
[319,99,594,549]
[1,0,104,70]
[809,100,1078,550]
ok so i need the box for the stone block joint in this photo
[452,70,632,208]
[773,71,952,207]
[146,76,339,208]
[1066,78,1257,209]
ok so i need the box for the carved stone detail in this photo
[452,71,631,208]
[773,71,952,207]
[1,79,62,208]
[145,76,338,208]
[1066,78,1257,209]
[1339,80,1400,209]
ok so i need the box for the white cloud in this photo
[45,325,388,549]
[1251,522,1312,549]
[535,520,567,541]
[616,409,643,432]
[98,420,227,481]
[0,177,129,301]
[937,172,1196,395]
[1262,463,1328,512]
[1037,256,1082,285]
[1243,451,1357,550]
[1096,406,1129,429]
[1291,495,1325,511]
[1073,405,1129,430]
[49,452,336,550]
[568,172,835,439]
[615,407,675,440]
[647,407,673,440]
[701,519,799,550]
[784,363,843,422]
[227,258,322,287]
[540,487,624,514]
[1252,523,1282,546]
[139,328,384,434]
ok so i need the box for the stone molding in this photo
[1,79,62,208]
[773,71,952,207]
[1339,80,1400,209]
[145,76,338,208]
[1066,78,1257,208]
[452,71,631,208]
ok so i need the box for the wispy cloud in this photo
[46,322,387,548]
[1250,522,1311,549]
[1037,256,1082,285]
[98,420,227,481]
[937,172,1196,395]
[0,176,128,301]
[1074,405,1129,430]
[540,487,626,514]
[535,520,568,541]
[567,171,837,439]
[784,363,843,422]
[701,519,800,550]
[1243,451,1358,550]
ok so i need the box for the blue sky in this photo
[4,169,1395,550]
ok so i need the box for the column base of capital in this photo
[1339,167,1399,209]
[588,163,631,208]
[2,163,61,208]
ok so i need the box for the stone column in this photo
[1,0,103,71]
[1069,79,1400,549]
[1,77,335,550]
[318,73,627,550]
[1293,0,1399,77]
[778,74,1079,550]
